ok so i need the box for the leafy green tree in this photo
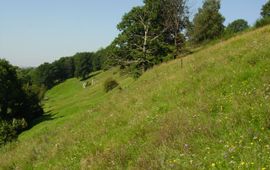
[104,40,129,69]
[113,0,189,75]
[74,52,93,80]
[0,59,43,145]
[95,0,189,77]
[53,57,75,81]
[191,0,225,43]
[160,0,189,55]
[33,57,75,88]
[255,17,270,28]
[261,0,270,18]
[116,5,163,70]
[0,59,22,120]
[33,63,58,88]
[29,52,104,88]
[226,19,249,34]
[16,67,35,86]
[92,50,104,71]
[0,59,43,121]
[255,0,270,28]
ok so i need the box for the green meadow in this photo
[0,26,270,169]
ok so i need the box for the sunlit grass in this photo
[0,26,270,169]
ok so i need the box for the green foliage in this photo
[16,67,35,85]
[74,52,94,80]
[31,51,105,89]
[115,5,166,70]
[33,63,58,89]
[1,26,270,168]
[261,0,270,18]
[0,119,28,146]
[33,57,75,89]
[109,0,188,76]
[191,0,225,43]
[254,0,270,28]
[53,57,75,81]
[226,19,249,34]
[255,16,270,28]
[0,59,43,145]
[11,118,28,133]
[104,78,119,92]
[0,59,25,120]
[21,87,44,121]
[29,84,47,101]
[92,49,106,71]
[0,120,16,146]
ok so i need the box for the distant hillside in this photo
[0,26,270,169]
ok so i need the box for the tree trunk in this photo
[143,26,148,56]
[174,31,184,68]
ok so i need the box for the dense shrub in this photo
[255,17,270,28]
[12,119,28,133]
[226,19,249,34]
[0,119,28,146]
[104,78,119,92]
[0,120,16,146]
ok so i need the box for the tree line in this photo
[23,0,270,86]
[21,51,106,89]
[104,0,270,77]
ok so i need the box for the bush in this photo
[104,78,119,92]
[255,17,270,28]
[226,19,249,34]
[0,118,29,146]
[0,120,17,146]
[132,68,143,79]
[12,118,28,133]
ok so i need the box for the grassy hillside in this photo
[0,26,270,169]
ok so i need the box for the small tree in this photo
[191,0,225,43]
[226,19,249,34]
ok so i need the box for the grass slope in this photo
[0,26,270,169]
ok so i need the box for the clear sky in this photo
[0,0,267,67]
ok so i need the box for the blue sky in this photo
[0,0,267,67]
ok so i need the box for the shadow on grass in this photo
[80,71,102,81]
[28,110,63,128]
